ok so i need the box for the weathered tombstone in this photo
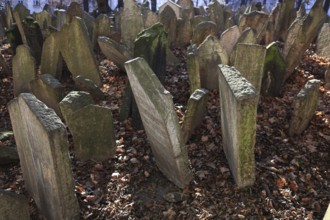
[158,0,182,19]
[182,89,208,143]
[159,5,177,48]
[238,11,269,43]
[59,92,116,161]
[12,45,36,97]
[121,0,144,51]
[12,10,28,45]
[283,0,326,81]
[35,10,52,35]
[190,15,208,31]
[74,75,105,102]
[192,21,217,46]
[316,23,330,58]
[13,3,30,22]
[98,36,132,72]
[261,42,286,96]
[143,10,159,29]
[218,65,258,187]
[8,93,80,220]
[176,9,194,47]
[0,191,30,220]
[30,74,65,118]
[187,45,200,93]
[234,43,266,94]
[272,0,296,41]
[219,25,241,55]
[60,16,102,86]
[41,31,63,79]
[55,9,69,30]
[196,35,228,90]
[82,11,95,39]
[66,2,83,22]
[230,27,257,65]
[92,14,111,48]
[288,79,321,136]
[125,57,193,188]
[134,22,167,84]
[177,0,194,9]
[5,2,14,28]
[208,0,225,34]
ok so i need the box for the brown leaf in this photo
[277,176,287,189]
[289,181,298,192]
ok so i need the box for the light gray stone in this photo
[316,23,330,58]
[125,57,193,188]
[0,191,30,220]
[8,93,79,220]
[208,0,225,34]
[92,14,112,48]
[219,25,241,55]
[159,5,177,48]
[289,79,321,136]
[218,65,258,187]
[12,45,36,97]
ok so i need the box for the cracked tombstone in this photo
[8,93,80,220]
[159,5,177,48]
[12,45,36,97]
[196,35,228,90]
[30,74,65,118]
[218,65,259,187]
[234,43,266,95]
[182,89,209,143]
[316,23,330,58]
[261,42,286,96]
[0,191,30,220]
[283,0,326,81]
[60,16,102,86]
[219,25,241,56]
[125,57,193,188]
[59,91,116,161]
[41,31,63,79]
[121,0,144,51]
[289,79,321,136]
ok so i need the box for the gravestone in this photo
[125,57,193,188]
[121,0,144,51]
[182,89,209,143]
[177,0,194,9]
[316,23,330,58]
[176,9,194,47]
[219,25,241,55]
[8,93,80,220]
[283,0,326,81]
[60,16,102,86]
[55,9,69,30]
[5,2,14,29]
[192,21,217,46]
[98,36,132,72]
[13,3,30,22]
[92,14,112,48]
[187,45,200,93]
[5,24,22,54]
[12,45,36,97]
[208,0,225,34]
[196,35,228,90]
[272,0,296,41]
[74,75,105,102]
[30,74,65,118]
[144,10,159,29]
[35,10,52,36]
[261,42,286,96]
[234,43,266,94]
[158,0,182,19]
[230,27,257,65]
[218,65,258,187]
[159,5,177,48]
[190,15,208,31]
[238,11,269,43]
[325,65,330,89]
[41,31,63,79]
[289,79,321,136]
[66,2,83,22]
[0,191,30,220]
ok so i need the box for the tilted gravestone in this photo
[13,3,30,22]
[192,21,217,46]
[74,75,105,102]
[41,31,63,79]
[60,91,116,161]
[92,14,112,48]
[229,27,257,65]
[218,65,258,187]
[159,5,177,48]
[283,0,326,81]
[0,191,30,220]
[60,16,102,86]
[143,9,159,29]
[238,11,269,43]
[8,93,80,220]
[219,25,241,56]
[176,9,194,47]
[35,10,52,37]
[98,36,132,72]
[196,35,228,90]
[234,43,266,95]
[121,0,144,51]
[182,89,209,143]
[289,79,321,136]
[12,45,36,97]
[261,42,286,96]
[30,74,65,118]
[272,0,296,41]
[125,57,193,188]
[316,23,330,58]
[208,0,225,34]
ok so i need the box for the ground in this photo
[0,43,329,219]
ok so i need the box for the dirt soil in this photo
[0,43,329,219]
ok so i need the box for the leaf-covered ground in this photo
[0,43,329,219]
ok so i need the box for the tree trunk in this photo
[151,0,157,12]
[324,0,330,12]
